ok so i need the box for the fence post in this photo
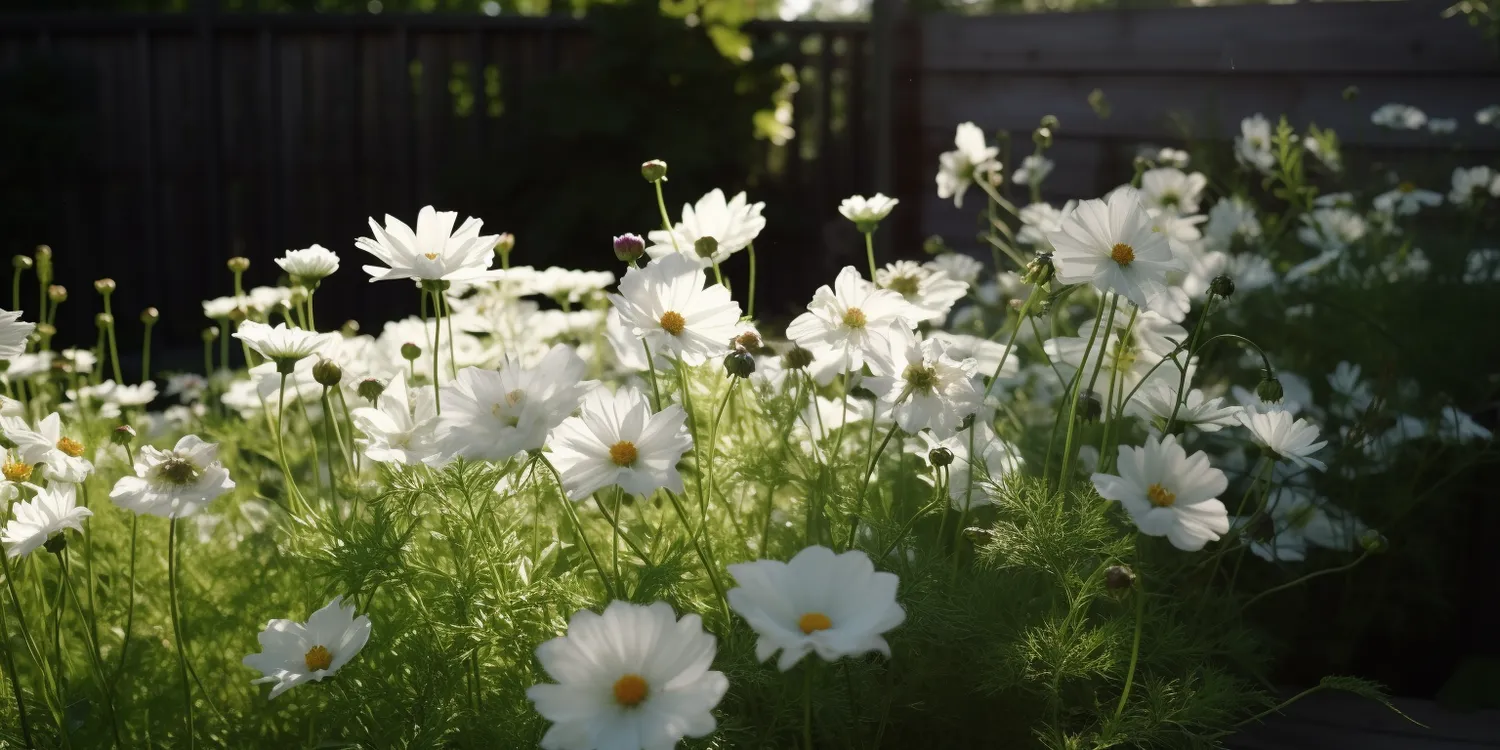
[870,0,901,199]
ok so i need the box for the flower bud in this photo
[312,358,343,387]
[1104,564,1135,591]
[11,255,32,270]
[641,159,668,182]
[289,286,308,305]
[928,446,954,468]
[227,257,250,273]
[731,330,763,353]
[95,312,114,328]
[494,233,515,257]
[227,306,248,324]
[1209,274,1235,299]
[111,424,137,446]
[1023,252,1055,286]
[1039,114,1060,131]
[782,345,814,370]
[922,235,948,256]
[724,350,755,378]
[1341,85,1360,102]
[693,236,719,260]
[1033,126,1053,149]
[43,534,67,555]
[400,342,422,362]
[140,307,160,325]
[1076,390,1102,422]
[613,234,646,263]
[357,377,386,404]
[34,323,55,339]
[201,327,220,343]
[341,320,360,337]
[1358,529,1387,553]
[1255,372,1284,404]
[94,278,116,294]
[47,285,66,303]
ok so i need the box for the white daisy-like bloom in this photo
[1372,182,1442,216]
[530,267,617,305]
[1449,166,1498,206]
[1182,250,1276,300]
[1091,434,1230,552]
[4,413,93,484]
[1127,384,1241,433]
[202,294,250,320]
[0,309,35,361]
[1235,115,1276,174]
[839,193,900,228]
[1011,154,1054,187]
[1295,207,1367,254]
[936,122,1000,209]
[0,396,23,418]
[1478,104,1500,127]
[1234,486,1365,562]
[1463,248,1500,283]
[925,331,1022,384]
[1043,311,1190,408]
[350,372,438,466]
[864,332,981,439]
[875,260,968,324]
[96,380,158,409]
[786,266,913,377]
[607,253,741,368]
[923,253,983,285]
[907,422,1022,510]
[526,601,728,750]
[356,205,500,284]
[242,596,371,700]
[109,435,235,518]
[1428,117,1457,134]
[1327,361,1374,419]
[1238,408,1328,471]
[374,315,488,381]
[1046,187,1181,309]
[645,188,766,267]
[1203,196,1262,251]
[547,385,692,500]
[1370,103,1427,130]
[2,482,92,559]
[164,374,209,403]
[1438,405,1492,443]
[1137,145,1190,169]
[432,345,596,463]
[1139,168,1208,216]
[275,244,340,282]
[727,545,905,671]
[233,321,338,365]
[1231,371,1316,417]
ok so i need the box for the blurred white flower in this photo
[1449,166,1498,207]
[0,309,36,361]
[936,122,1000,209]
[1427,117,1457,134]
[1235,115,1276,173]
[1012,154,1054,187]
[924,253,983,285]
[875,260,968,324]
[646,189,766,267]
[2,482,91,559]
[1139,168,1208,215]
[432,345,595,463]
[1370,103,1427,130]
[1234,486,1365,562]
[1438,405,1492,443]
[242,596,371,700]
[350,372,438,466]
[1238,408,1328,472]
[839,193,900,229]
[865,332,981,439]
[1128,384,1241,433]
[1372,182,1442,216]
[1463,248,1500,283]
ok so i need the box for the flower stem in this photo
[653,182,679,254]
[1111,568,1145,723]
[142,319,156,383]
[0,580,32,748]
[167,518,195,749]
[430,288,443,412]
[540,456,615,600]
[275,372,306,515]
[102,293,123,384]
[864,231,878,281]
[1243,549,1373,610]
[665,489,730,620]
[1057,295,1110,493]
[1164,292,1217,433]
[10,266,22,311]
[747,243,757,319]
[640,340,664,411]
[845,421,901,551]
[60,551,123,747]
[114,513,138,685]
[802,662,816,750]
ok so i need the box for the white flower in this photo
[1012,154,1054,188]
[1438,406,1492,443]
[924,253,983,285]
[432,345,595,463]
[526,601,727,750]
[1303,136,1342,173]
[1231,371,1315,417]
[356,205,500,284]
[1127,385,1241,433]
[4,413,93,483]
[1238,409,1328,471]
[1235,115,1276,173]
[1428,117,1457,134]
[1204,196,1262,252]
[1372,182,1442,216]
[1463,248,1500,283]
[1183,250,1275,299]
[875,261,968,324]
[95,380,158,409]
[2,483,92,558]
[1137,145,1190,169]
[1046,187,1180,309]
[1449,166,1498,206]
[1234,487,1364,562]
[1327,361,1374,419]
[925,331,1021,383]
[275,244,340,281]
[233,321,338,364]
[1139,168,1208,215]
[608,254,742,367]
[1017,201,1068,246]
[242,596,371,699]
[727,545,905,671]
[786,266,913,376]
[350,372,438,465]
[839,193,900,228]
[936,122,1000,209]
[1091,434,1230,551]
[1477,104,1500,127]
[0,396,22,418]
[530,267,617,305]
[865,333,981,439]
[0,309,35,361]
[548,386,692,500]
[165,374,209,403]
[1044,313,1189,409]
[1296,207,1366,254]
[1370,103,1427,130]
[109,435,235,518]
[646,189,766,267]
[907,422,1022,510]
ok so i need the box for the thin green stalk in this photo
[863,231,878,281]
[113,514,138,684]
[653,182,680,253]
[11,266,22,311]
[1164,293,1217,433]
[665,489,730,619]
[747,243,757,319]
[60,551,122,748]
[142,319,156,382]
[1243,549,1373,610]
[168,518,195,749]
[430,289,444,412]
[274,372,307,515]
[1111,569,1145,722]
[321,388,342,505]
[1057,296,1110,492]
[440,290,457,378]
[0,577,33,747]
[845,422,901,551]
[802,662,816,750]
[540,457,615,600]
[640,340,664,411]
[102,293,123,385]
[219,320,230,373]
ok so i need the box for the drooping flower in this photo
[547,385,693,500]
[1372,182,1442,216]
[727,545,905,671]
[242,596,371,700]
[350,372,438,465]
[432,345,595,463]
[936,122,1000,209]
[1235,115,1276,173]
[607,253,742,368]
[233,321,338,366]
[1139,168,1208,216]
[645,189,766,267]
[839,193,900,230]
[875,261,968,324]
[1238,408,1328,471]
[0,309,35,361]
[4,413,93,484]
[356,205,501,284]
[865,332,981,439]
[109,434,235,518]
[526,601,728,750]
[786,266,913,377]
[1091,434,1230,551]
[1046,187,1181,309]
[2,482,92,558]
[275,244,341,282]
[906,421,1022,510]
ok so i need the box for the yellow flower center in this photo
[56,437,84,458]
[1110,243,1135,266]
[609,440,638,467]
[1146,483,1176,508]
[423,252,440,260]
[1397,181,1416,194]
[886,276,920,297]
[902,362,939,394]
[798,612,833,634]
[613,673,649,707]
[1,459,31,483]
[304,645,332,671]
[158,458,198,486]
[1159,191,1180,208]
[659,311,686,336]
[842,308,867,329]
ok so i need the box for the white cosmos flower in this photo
[1327,361,1374,419]
[1233,487,1365,562]
[608,253,741,368]
[1046,187,1181,309]
[1203,195,1261,243]
[839,193,900,228]
[865,332,981,439]
[1370,103,1427,130]
[0,396,23,418]
[1231,370,1316,417]
[1238,408,1328,471]
[1127,385,1241,433]
[1372,182,1442,216]
[907,422,1022,510]
[2,483,92,559]
[1182,250,1276,299]
[432,345,596,463]
[727,545,905,671]
[1138,145,1190,169]
[1479,104,1500,126]
[356,205,500,284]
[1011,154,1054,186]
[786,266,913,377]
[1044,314,1189,409]
[1463,248,1500,283]
[168,374,210,401]
[936,122,1000,209]
[1091,434,1230,551]
[109,435,235,518]
[875,260,968,324]
[925,331,1022,384]
[1438,405,1492,443]
[0,309,35,361]
[548,385,692,500]
[1017,201,1068,246]
[1449,166,1498,206]
[924,253,983,285]
[4,413,93,484]
[645,189,766,267]
[350,372,438,465]
[242,596,371,700]
[526,601,727,750]
[530,267,617,305]
[1235,115,1276,174]
[233,321,338,364]
[1296,207,1367,255]
[275,244,340,282]
[1139,168,1208,216]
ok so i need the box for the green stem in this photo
[168,518,195,748]
[10,267,21,311]
[665,489,730,619]
[864,231,878,281]
[540,457,615,599]
[1243,549,1372,610]
[802,662,816,750]
[653,182,680,253]
[1111,569,1145,723]
[845,422,901,551]
[430,289,443,413]
[747,243,757,319]
[60,552,122,748]
[113,514,138,685]
[1164,293,1216,433]
[102,294,123,385]
[1057,296,1110,492]
[0,576,32,747]
[142,321,155,383]
[640,340,664,411]
[274,372,306,514]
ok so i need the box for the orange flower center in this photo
[1,459,31,483]
[304,645,332,671]
[659,311,686,336]
[613,673,649,706]
[609,441,638,467]
[798,612,833,634]
[1110,243,1135,266]
[1146,483,1176,508]
[423,252,440,260]
[55,437,84,458]
[842,308,867,329]
[1397,181,1416,194]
